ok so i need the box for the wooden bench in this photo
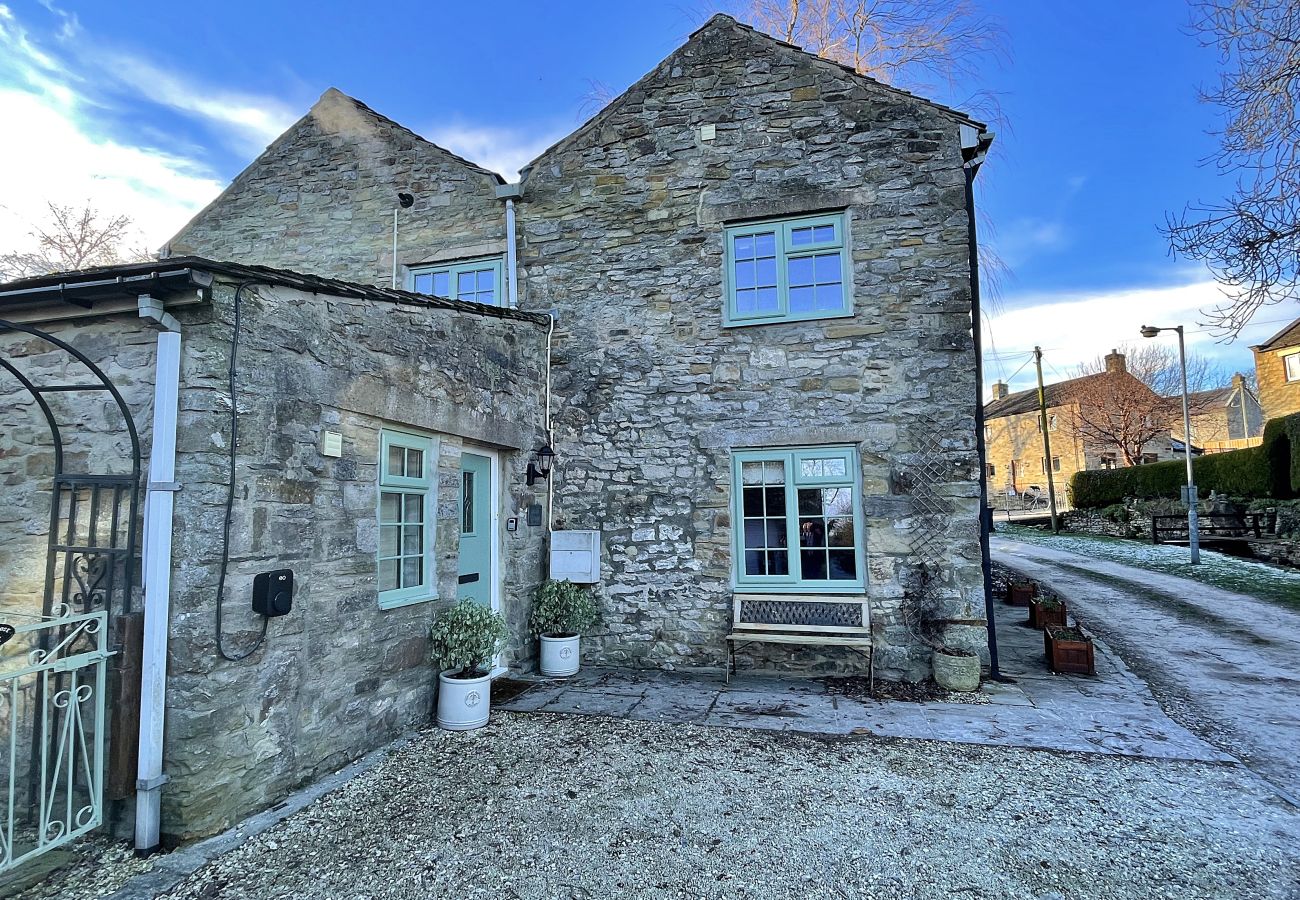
[725,594,872,683]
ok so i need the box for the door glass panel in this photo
[379,492,401,523]
[462,472,475,534]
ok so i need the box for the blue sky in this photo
[1,0,1294,387]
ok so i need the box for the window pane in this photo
[379,525,400,558]
[815,284,843,311]
[401,556,423,589]
[753,232,776,256]
[765,460,786,482]
[765,519,786,548]
[379,558,399,592]
[742,486,764,516]
[828,550,856,580]
[1287,355,1300,381]
[798,490,822,516]
[764,486,785,513]
[406,448,424,478]
[733,234,754,258]
[756,287,779,313]
[801,548,828,579]
[799,518,827,547]
[744,520,766,548]
[735,260,756,289]
[745,549,765,576]
[379,492,401,523]
[767,550,788,575]
[462,472,475,533]
[404,493,423,522]
[827,517,853,547]
[413,273,433,294]
[741,462,767,485]
[790,226,813,246]
[480,286,496,305]
[789,286,814,314]
[788,256,814,287]
[403,524,422,555]
[735,289,756,315]
[755,257,777,288]
[388,446,405,478]
[813,224,835,243]
[813,252,842,283]
[432,272,451,298]
[801,458,847,479]
[477,269,494,289]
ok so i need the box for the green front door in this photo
[457,451,493,606]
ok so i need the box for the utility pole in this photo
[1033,346,1060,533]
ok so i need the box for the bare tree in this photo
[1165,0,1300,336]
[0,202,148,280]
[1074,343,1228,404]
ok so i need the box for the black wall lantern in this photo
[527,444,555,486]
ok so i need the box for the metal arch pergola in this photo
[0,317,142,873]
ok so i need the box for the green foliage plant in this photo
[429,600,508,678]
[529,579,600,638]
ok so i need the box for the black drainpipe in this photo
[965,161,1005,681]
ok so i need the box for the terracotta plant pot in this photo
[1027,598,1068,630]
[1044,626,1095,675]
[1005,582,1037,607]
[539,633,581,677]
[932,648,980,692]
[436,669,492,731]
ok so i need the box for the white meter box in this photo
[549,530,601,584]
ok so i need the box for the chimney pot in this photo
[1104,349,1127,374]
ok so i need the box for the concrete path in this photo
[499,606,1226,764]
[993,534,1300,805]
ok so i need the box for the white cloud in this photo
[984,279,1288,395]
[424,122,568,180]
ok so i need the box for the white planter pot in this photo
[539,633,581,677]
[436,670,492,731]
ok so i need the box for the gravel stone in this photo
[100,712,1300,900]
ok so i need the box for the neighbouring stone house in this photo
[0,15,992,845]
[1252,316,1300,423]
[1179,373,1264,453]
[983,350,1175,504]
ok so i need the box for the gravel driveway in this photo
[123,712,1300,900]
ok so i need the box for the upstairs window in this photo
[724,213,850,325]
[377,430,435,609]
[1285,352,1300,383]
[410,256,504,306]
[731,446,864,592]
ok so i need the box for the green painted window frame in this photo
[408,256,505,307]
[722,212,852,327]
[730,446,866,593]
[377,429,437,610]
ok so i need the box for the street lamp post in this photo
[1140,324,1201,564]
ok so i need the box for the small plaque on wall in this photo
[526,504,543,527]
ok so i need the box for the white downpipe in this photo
[135,320,181,853]
[505,197,519,308]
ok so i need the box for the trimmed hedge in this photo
[1070,412,1300,508]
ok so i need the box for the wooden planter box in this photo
[1005,582,1037,607]
[1027,599,1067,630]
[1044,626,1095,675]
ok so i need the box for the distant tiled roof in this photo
[1185,386,1235,406]
[1253,316,1300,352]
[984,373,1110,419]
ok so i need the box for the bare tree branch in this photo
[0,201,151,280]
[1165,0,1300,336]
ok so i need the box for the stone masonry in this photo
[163,15,991,682]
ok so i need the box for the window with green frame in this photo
[731,446,864,591]
[377,430,435,609]
[409,256,504,306]
[723,212,850,325]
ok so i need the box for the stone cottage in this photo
[1252,315,1300,423]
[0,14,992,848]
[1180,373,1264,452]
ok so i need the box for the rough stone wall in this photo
[157,280,548,839]
[168,89,508,287]
[517,17,986,680]
[1253,346,1300,423]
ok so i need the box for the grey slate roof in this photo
[983,373,1109,420]
[1252,316,1300,352]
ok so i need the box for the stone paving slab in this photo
[498,603,1232,765]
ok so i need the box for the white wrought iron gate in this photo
[0,608,108,873]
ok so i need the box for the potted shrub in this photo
[530,579,600,677]
[1044,625,1095,675]
[1005,580,1037,607]
[1027,594,1067,630]
[429,600,509,731]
